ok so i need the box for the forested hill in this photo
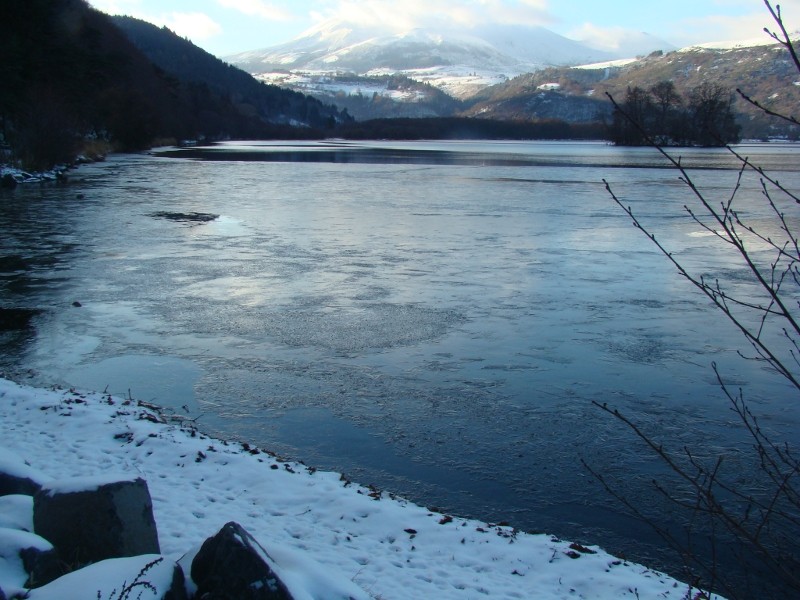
[462,44,799,140]
[112,16,350,131]
[0,0,348,170]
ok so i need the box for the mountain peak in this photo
[226,18,673,101]
[226,19,648,78]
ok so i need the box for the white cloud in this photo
[673,10,800,47]
[88,1,223,43]
[712,0,800,8]
[311,0,552,31]
[90,0,222,42]
[87,0,143,15]
[567,23,635,51]
[670,0,800,45]
[570,2,800,52]
[216,0,293,21]
[162,12,223,41]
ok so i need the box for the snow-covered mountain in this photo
[227,19,674,99]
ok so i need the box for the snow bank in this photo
[0,378,718,599]
[26,555,173,600]
[0,165,69,185]
[0,448,49,484]
[0,528,53,597]
[0,496,33,531]
[40,474,143,496]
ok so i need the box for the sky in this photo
[88,0,800,57]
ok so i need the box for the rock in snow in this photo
[191,521,294,599]
[33,476,161,566]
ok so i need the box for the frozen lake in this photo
[2,140,798,582]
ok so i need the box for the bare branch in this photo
[593,5,800,597]
[736,88,799,127]
[764,0,800,72]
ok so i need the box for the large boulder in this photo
[33,475,160,566]
[191,522,294,600]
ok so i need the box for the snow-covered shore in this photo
[0,165,72,186]
[0,377,717,599]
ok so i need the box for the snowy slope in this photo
[226,18,675,101]
[0,377,721,600]
[228,19,620,75]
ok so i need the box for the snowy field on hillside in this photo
[254,72,429,102]
[0,378,718,599]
